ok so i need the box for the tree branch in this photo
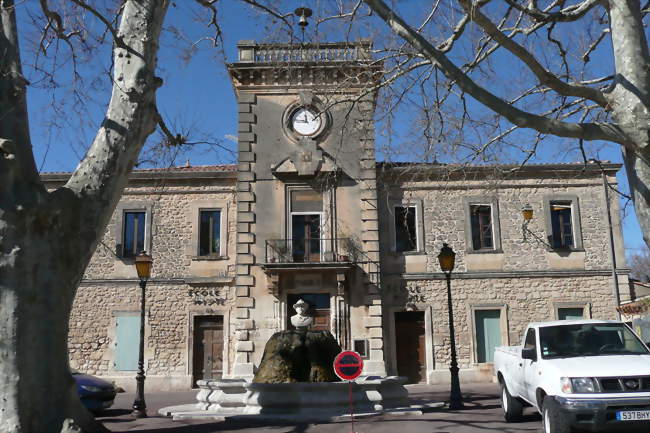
[458,0,609,107]
[504,0,602,22]
[363,0,627,145]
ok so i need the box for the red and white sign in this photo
[333,351,364,381]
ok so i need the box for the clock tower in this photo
[227,40,386,378]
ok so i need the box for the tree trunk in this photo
[0,1,169,432]
[606,0,650,247]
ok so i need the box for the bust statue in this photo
[290,299,313,329]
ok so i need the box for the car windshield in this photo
[539,323,649,359]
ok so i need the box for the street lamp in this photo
[437,243,463,410]
[132,251,152,418]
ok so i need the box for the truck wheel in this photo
[542,396,572,433]
[501,383,523,422]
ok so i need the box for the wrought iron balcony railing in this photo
[265,238,360,264]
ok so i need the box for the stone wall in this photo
[383,274,619,376]
[378,171,626,275]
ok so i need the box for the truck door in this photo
[521,328,540,405]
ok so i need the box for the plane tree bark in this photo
[0,1,170,432]
[363,0,650,245]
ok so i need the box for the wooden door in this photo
[192,316,224,386]
[395,311,426,383]
[291,214,321,262]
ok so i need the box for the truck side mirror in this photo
[522,347,537,361]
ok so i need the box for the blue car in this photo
[72,369,117,413]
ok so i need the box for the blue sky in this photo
[16,1,646,256]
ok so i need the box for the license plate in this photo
[616,410,650,421]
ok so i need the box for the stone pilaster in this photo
[358,99,386,376]
[232,91,257,379]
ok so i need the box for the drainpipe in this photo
[602,169,622,320]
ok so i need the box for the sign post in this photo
[333,351,364,433]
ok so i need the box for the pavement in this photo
[97,382,546,433]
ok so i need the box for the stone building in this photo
[52,41,629,391]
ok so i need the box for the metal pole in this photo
[446,272,464,409]
[603,171,622,319]
[132,278,148,418]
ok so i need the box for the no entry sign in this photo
[333,351,364,381]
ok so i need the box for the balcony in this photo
[264,238,359,265]
[236,40,372,64]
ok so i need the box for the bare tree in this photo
[1,1,170,432]
[355,0,649,244]
[629,247,650,282]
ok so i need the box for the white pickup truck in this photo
[494,320,650,433]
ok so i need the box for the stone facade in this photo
[54,41,629,391]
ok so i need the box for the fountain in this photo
[160,299,417,421]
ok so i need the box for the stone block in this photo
[238,93,257,104]
[236,265,249,275]
[236,243,250,254]
[238,141,251,152]
[239,152,255,163]
[234,352,249,364]
[369,327,383,338]
[237,222,250,233]
[239,113,256,123]
[233,363,255,377]
[237,103,251,113]
[369,338,383,349]
[364,220,379,231]
[361,210,376,221]
[369,349,384,361]
[236,319,255,330]
[237,212,255,223]
[238,122,251,133]
[361,168,377,180]
[362,230,379,241]
[236,330,249,341]
[239,132,256,142]
[238,202,251,212]
[363,240,379,251]
[369,305,382,316]
[236,308,250,319]
[237,254,255,265]
[238,162,250,172]
[237,192,255,202]
[236,297,254,308]
[237,182,251,192]
[364,296,381,305]
[238,171,255,182]
[235,286,250,297]
[238,233,255,243]
[236,341,254,352]
[364,317,382,328]
[236,275,255,286]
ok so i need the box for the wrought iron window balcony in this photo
[265,238,360,264]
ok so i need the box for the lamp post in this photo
[438,243,463,410]
[132,251,152,418]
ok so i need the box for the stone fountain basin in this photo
[164,376,410,419]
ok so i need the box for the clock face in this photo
[291,107,322,136]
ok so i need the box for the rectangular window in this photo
[470,205,494,250]
[114,314,139,370]
[123,211,145,258]
[353,339,369,358]
[199,210,221,256]
[550,202,573,248]
[558,307,584,320]
[395,206,417,252]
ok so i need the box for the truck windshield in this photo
[539,323,649,359]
